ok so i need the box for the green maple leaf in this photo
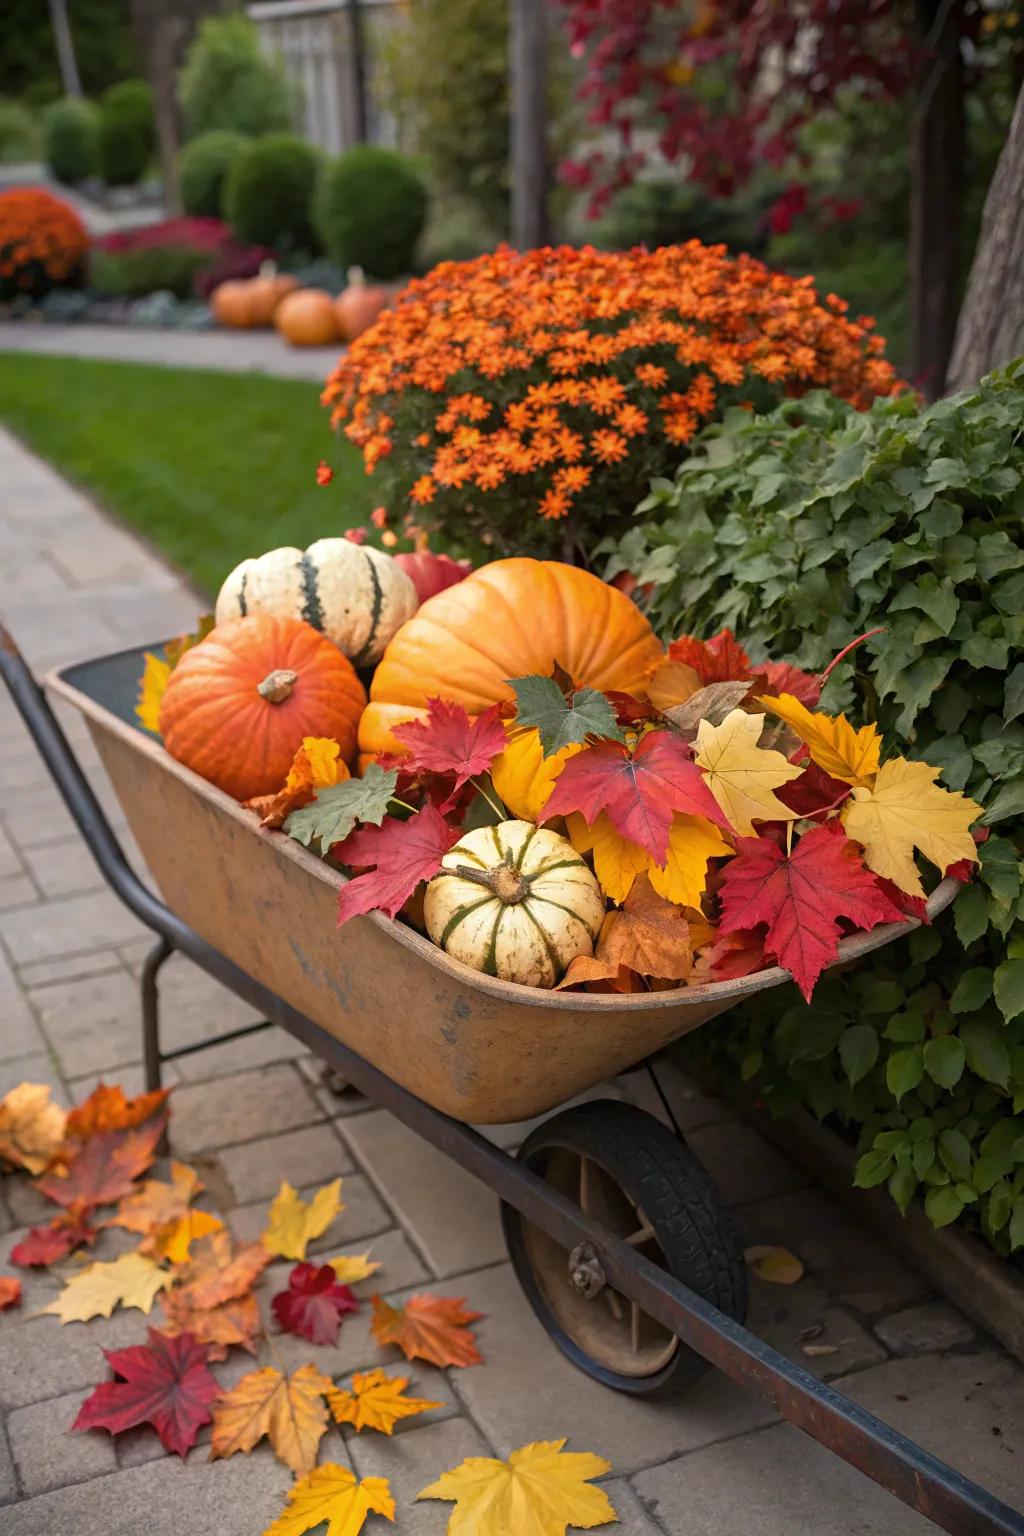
[285,763,398,855]
[508,673,623,757]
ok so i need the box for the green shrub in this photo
[42,97,99,183]
[90,244,213,299]
[179,129,245,217]
[608,365,1024,1253]
[179,14,295,140]
[314,146,426,280]
[0,0,139,100]
[0,99,39,162]
[593,177,767,256]
[97,79,155,186]
[223,133,319,253]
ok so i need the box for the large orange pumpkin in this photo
[358,558,664,762]
[211,279,255,329]
[274,289,339,347]
[160,615,366,801]
[247,268,299,326]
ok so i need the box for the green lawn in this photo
[0,354,378,598]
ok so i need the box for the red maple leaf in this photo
[35,1117,167,1212]
[271,1262,359,1346]
[543,730,729,862]
[668,629,751,683]
[775,760,851,820]
[718,822,905,1000]
[392,699,507,810]
[694,929,767,982]
[72,1329,219,1457]
[335,804,461,926]
[873,875,929,921]
[11,1206,96,1266]
[605,690,653,726]
[753,660,821,707]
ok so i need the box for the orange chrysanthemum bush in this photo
[0,188,88,303]
[321,241,901,556]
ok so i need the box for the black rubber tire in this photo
[501,1099,748,1397]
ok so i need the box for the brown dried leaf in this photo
[0,1083,67,1174]
[645,658,702,714]
[663,680,755,740]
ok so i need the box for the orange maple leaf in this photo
[63,1083,170,1144]
[162,1288,262,1361]
[0,1276,22,1312]
[327,1368,442,1435]
[370,1294,483,1369]
[35,1118,168,1213]
[245,738,350,829]
[166,1230,270,1309]
[210,1364,333,1477]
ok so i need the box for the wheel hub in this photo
[568,1242,606,1298]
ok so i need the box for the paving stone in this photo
[6,1437,296,1536]
[742,1189,929,1316]
[872,1301,976,1355]
[0,823,22,881]
[67,1062,180,1101]
[342,1111,505,1279]
[0,1052,67,1104]
[440,1264,777,1474]
[169,1064,321,1155]
[349,1416,491,1534]
[170,1024,309,1081]
[217,1123,354,1205]
[0,942,44,1061]
[0,1299,142,1409]
[228,1172,389,1251]
[603,1477,666,1533]
[684,1122,808,1207]
[746,1274,887,1381]
[0,875,38,912]
[14,950,125,989]
[29,968,146,1078]
[4,1174,62,1228]
[0,890,146,964]
[20,839,106,899]
[0,1420,15,1504]
[8,1389,117,1495]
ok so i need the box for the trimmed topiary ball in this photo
[223,133,319,253]
[179,14,296,139]
[315,146,427,281]
[180,129,246,217]
[97,80,156,186]
[0,187,89,301]
[42,98,99,184]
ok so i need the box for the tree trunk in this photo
[510,0,549,248]
[49,0,83,97]
[909,0,965,400]
[346,0,368,144]
[130,0,225,216]
[947,81,1024,392]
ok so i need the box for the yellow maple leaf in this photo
[327,1368,442,1435]
[0,1082,67,1174]
[648,813,733,908]
[262,1179,344,1262]
[263,1464,395,1536]
[326,1251,381,1284]
[136,652,171,734]
[42,1251,170,1323]
[841,757,982,897]
[491,728,583,821]
[417,1438,616,1536]
[567,811,648,903]
[153,1208,225,1265]
[760,692,881,787]
[744,1245,805,1285]
[694,709,802,836]
[211,1363,333,1477]
[302,737,343,787]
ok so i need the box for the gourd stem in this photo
[257,669,298,703]
[452,860,530,904]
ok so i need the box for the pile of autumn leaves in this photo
[0,1080,617,1534]
[272,630,983,1001]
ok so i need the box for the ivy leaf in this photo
[923,1035,966,1089]
[842,757,983,897]
[543,731,728,862]
[960,1021,1011,1088]
[953,883,990,947]
[886,1046,924,1103]
[335,806,461,926]
[994,958,1024,1023]
[839,1024,878,1086]
[949,967,994,1014]
[508,674,624,757]
[693,709,802,836]
[717,823,905,1001]
[393,699,508,805]
[285,763,397,855]
[925,1185,965,1228]
[854,1147,895,1188]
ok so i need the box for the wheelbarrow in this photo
[1,622,1021,1536]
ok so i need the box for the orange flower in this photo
[554,465,592,495]
[315,460,334,486]
[615,404,649,437]
[586,376,627,415]
[411,475,436,504]
[370,506,389,528]
[591,429,628,464]
[539,489,570,519]
[0,188,88,300]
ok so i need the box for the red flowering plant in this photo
[0,188,88,302]
[321,241,901,560]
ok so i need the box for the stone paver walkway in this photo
[0,420,1022,1535]
[1,324,339,381]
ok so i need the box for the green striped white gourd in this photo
[215,538,418,667]
[423,819,606,989]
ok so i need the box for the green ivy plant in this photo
[607,361,1024,1255]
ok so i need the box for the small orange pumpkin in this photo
[159,615,366,801]
[211,279,255,329]
[275,289,339,347]
[247,267,299,327]
[335,266,390,342]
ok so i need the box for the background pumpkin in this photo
[274,288,339,346]
[359,557,664,762]
[159,614,366,801]
[334,266,391,341]
[393,549,472,605]
[423,820,605,988]
[211,279,255,329]
[216,537,418,668]
[246,267,299,326]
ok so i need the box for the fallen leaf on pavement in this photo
[417,1438,616,1535]
[0,1276,22,1312]
[73,1327,219,1457]
[264,1464,395,1536]
[152,1209,225,1265]
[328,1368,442,1435]
[263,1179,344,1262]
[0,1083,67,1174]
[43,1251,172,1323]
[162,1289,262,1361]
[744,1246,805,1285]
[63,1083,170,1144]
[271,1262,359,1346]
[326,1251,380,1284]
[802,1341,839,1358]
[168,1230,270,1310]
[210,1363,333,1477]
[108,1160,223,1261]
[371,1293,482,1369]
[11,1204,96,1266]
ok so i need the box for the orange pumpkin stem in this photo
[257,668,299,703]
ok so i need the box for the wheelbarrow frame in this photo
[1,623,1021,1536]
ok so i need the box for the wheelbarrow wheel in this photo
[501,1099,747,1396]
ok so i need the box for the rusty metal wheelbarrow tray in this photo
[46,642,956,1125]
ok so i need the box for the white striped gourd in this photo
[423,820,605,989]
[215,538,418,667]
